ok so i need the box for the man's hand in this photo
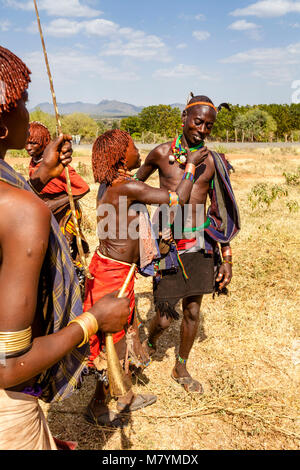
[29,134,73,192]
[41,134,73,180]
[181,134,209,167]
[89,291,130,333]
[216,263,232,290]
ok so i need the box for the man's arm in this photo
[123,146,210,206]
[135,147,161,182]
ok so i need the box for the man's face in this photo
[182,105,216,147]
[25,139,44,161]
[125,138,141,170]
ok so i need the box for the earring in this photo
[0,126,8,139]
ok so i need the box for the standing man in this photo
[136,94,240,393]
[26,121,90,293]
[26,121,90,261]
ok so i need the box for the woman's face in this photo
[0,91,30,152]
[125,138,141,170]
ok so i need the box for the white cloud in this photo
[34,18,171,62]
[0,20,11,31]
[24,50,140,83]
[176,43,187,49]
[228,19,263,40]
[4,0,101,18]
[43,18,118,37]
[221,42,300,84]
[228,20,260,30]
[221,42,300,64]
[153,64,214,80]
[231,0,300,18]
[192,30,211,41]
[178,13,206,21]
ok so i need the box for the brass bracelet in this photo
[67,312,98,348]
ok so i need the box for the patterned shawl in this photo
[0,159,89,403]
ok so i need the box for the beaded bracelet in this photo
[177,355,187,365]
[222,260,233,265]
[168,191,179,207]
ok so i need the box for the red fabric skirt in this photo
[84,250,135,367]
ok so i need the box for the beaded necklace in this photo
[170,134,204,165]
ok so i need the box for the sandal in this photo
[117,393,157,413]
[84,405,123,428]
[171,371,204,394]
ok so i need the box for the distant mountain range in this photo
[31,100,185,117]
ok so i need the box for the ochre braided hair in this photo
[0,46,31,115]
[27,121,51,151]
[92,129,131,185]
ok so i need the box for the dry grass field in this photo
[7,145,300,450]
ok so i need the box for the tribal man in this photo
[26,121,90,290]
[0,46,130,450]
[84,128,209,426]
[136,94,241,393]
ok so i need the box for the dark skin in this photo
[90,135,209,417]
[0,92,130,392]
[136,104,233,392]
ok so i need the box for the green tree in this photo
[233,109,277,142]
[29,108,57,137]
[61,113,98,142]
[120,116,142,135]
[139,105,182,138]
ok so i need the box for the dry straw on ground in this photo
[8,146,300,450]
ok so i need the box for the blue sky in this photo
[1,0,300,108]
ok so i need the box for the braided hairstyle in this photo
[186,92,231,113]
[27,121,51,151]
[0,46,31,115]
[92,129,131,185]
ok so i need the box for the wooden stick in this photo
[33,0,92,279]
[105,263,137,398]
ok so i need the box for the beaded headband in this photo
[185,101,218,113]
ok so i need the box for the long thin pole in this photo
[33,0,92,279]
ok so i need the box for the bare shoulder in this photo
[146,141,172,163]
[0,182,51,240]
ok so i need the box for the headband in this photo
[185,101,218,113]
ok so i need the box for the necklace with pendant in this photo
[169,134,204,165]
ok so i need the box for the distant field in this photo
[8,148,300,450]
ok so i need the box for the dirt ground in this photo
[7,146,300,450]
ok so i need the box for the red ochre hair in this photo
[27,121,51,151]
[0,46,31,115]
[92,129,131,185]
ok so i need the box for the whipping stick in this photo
[33,0,92,279]
[105,263,137,398]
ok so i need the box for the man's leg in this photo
[144,308,173,355]
[172,295,204,393]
